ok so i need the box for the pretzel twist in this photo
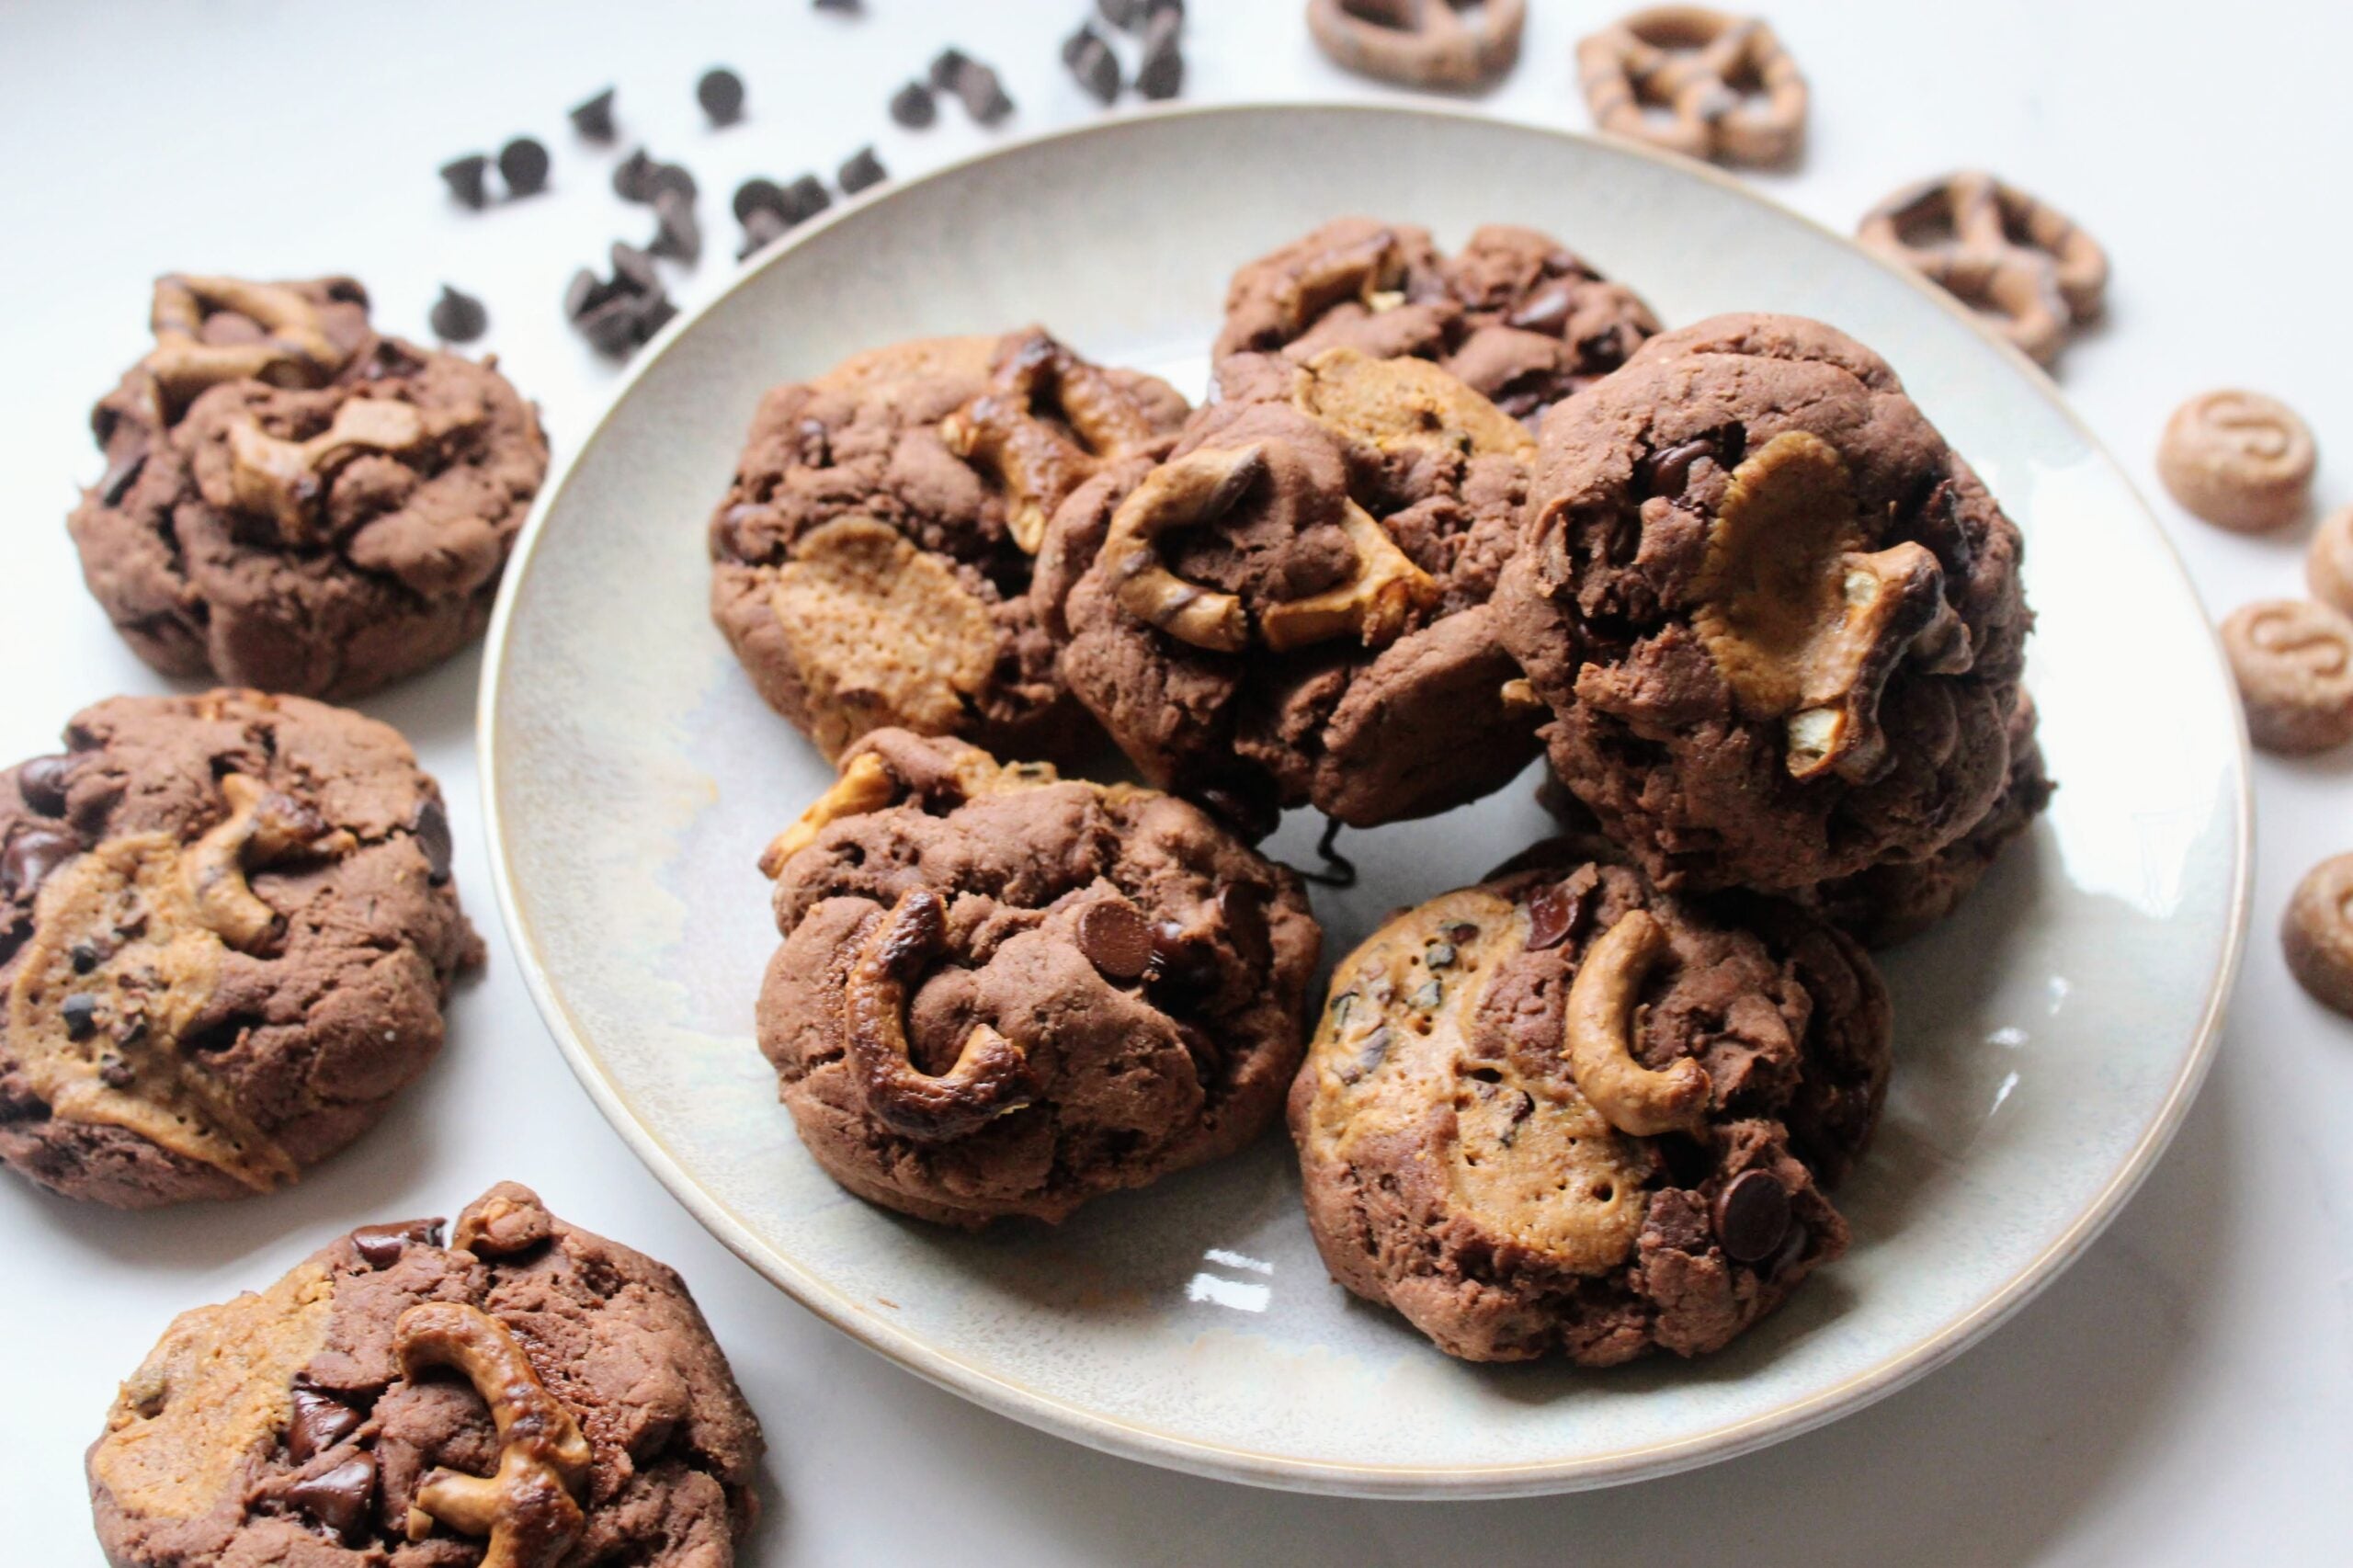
[844,888,1038,1142]
[1858,172,2109,364]
[1577,7,1807,165]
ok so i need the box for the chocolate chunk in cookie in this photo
[1495,312,2034,893]
[1289,844,1890,1363]
[0,690,482,1207]
[1214,218,1658,423]
[1059,346,1543,827]
[69,275,549,699]
[87,1182,764,1566]
[755,728,1321,1226]
[708,329,1188,762]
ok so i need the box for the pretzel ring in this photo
[1305,0,1527,90]
[843,887,1038,1142]
[1858,172,2107,365]
[1576,7,1807,165]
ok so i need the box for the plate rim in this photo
[477,99,2253,1498]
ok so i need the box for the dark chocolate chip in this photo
[1442,920,1479,944]
[813,0,861,12]
[612,146,657,202]
[2,825,79,899]
[97,450,147,506]
[637,294,678,337]
[1218,884,1273,973]
[737,208,790,261]
[497,137,551,197]
[70,941,99,973]
[286,1453,377,1540]
[1712,1170,1792,1264]
[348,1218,444,1268]
[564,268,608,322]
[733,177,790,223]
[576,297,644,357]
[958,62,1014,125]
[1097,0,1149,28]
[609,242,660,295]
[1768,1219,1810,1278]
[1063,23,1101,66]
[698,67,745,126]
[786,173,832,222]
[838,146,887,195]
[1150,0,1185,21]
[650,187,702,264]
[1144,918,1216,1002]
[890,80,938,129]
[1137,26,1184,98]
[413,799,452,885]
[17,754,73,815]
[60,994,99,1040]
[1077,900,1154,982]
[438,153,491,209]
[427,286,487,344]
[1507,284,1574,335]
[286,1385,362,1464]
[1524,881,1577,950]
[1066,32,1122,104]
[570,86,618,142]
[97,1055,133,1088]
[929,47,972,91]
[647,162,698,206]
[1639,437,1718,500]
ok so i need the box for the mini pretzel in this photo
[394,1301,593,1568]
[142,275,353,411]
[1858,172,2108,365]
[940,330,1170,554]
[757,746,1062,879]
[1577,8,1808,165]
[1305,0,1528,90]
[182,773,353,951]
[227,397,431,544]
[843,887,1038,1142]
[1256,502,1439,652]
[1562,909,1711,1136]
[1106,444,1266,653]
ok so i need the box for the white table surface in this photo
[2,1,2346,1562]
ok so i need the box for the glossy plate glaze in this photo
[480,105,2247,1497]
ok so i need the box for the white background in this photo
[1,2,2347,1562]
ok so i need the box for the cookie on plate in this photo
[1290,844,1890,1364]
[1214,217,1659,422]
[87,1182,764,1566]
[755,727,1320,1226]
[70,275,549,699]
[708,328,1189,762]
[1495,312,2034,893]
[0,690,480,1207]
[1058,346,1543,831]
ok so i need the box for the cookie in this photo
[2156,389,2315,533]
[708,329,1189,762]
[2307,506,2353,618]
[2220,598,2353,754]
[70,275,549,699]
[0,690,480,1207]
[2282,853,2353,1017]
[755,728,1320,1226]
[1213,218,1658,423]
[1495,312,2034,892]
[1059,347,1545,830]
[87,1183,764,1566]
[1289,845,1890,1363]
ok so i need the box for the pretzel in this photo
[842,887,1039,1142]
[1305,0,1527,89]
[225,398,432,544]
[181,773,355,951]
[1858,172,2108,365]
[1563,909,1711,1136]
[142,275,357,414]
[1576,7,1807,165]
[1105,444,1266,653]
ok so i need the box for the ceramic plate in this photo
[480,105,2246,1497]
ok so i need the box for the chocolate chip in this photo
[1712,1170,1791,1264]
[648,162,698,206]
[1525,884,1577,950]
[564,268,607,322]
[738,208,790,261]
[929,47,972,91]
[1077,900,1154,982]
[957,62,1014,125]
[60,994,99,1040]
[610,241,660,295]
[1218,884,1273,973]
[570,86,618,142]
[1442,921,1479,944]
[17,754,72,815]
[70,941,99,973]
[650,187,701,264]
[612,146,657,202]
[97,450,146,506]
[2,826,79,899]
[1098,0,1149,28]
[786,174,831,222]
[1066,31,1122,104]
[1639,437,1719,499]
[1137,34,1185,100]
[813,0,861,12]
[97,1055,133,1088]
[286,1384,362,1464]
[838,146,887,196]
[286,1453,376,1540]
[890,80,938,128]
[497,137,550,197]
[438,153,491,209]
[1145,918,1214,1002]
[413,799,452,885]
[698,67,745,126]
[636,294,678,338]
[348,1217,444,1268]
[733,177,790,222]
[427,286,487,345]
[1507,284,1574,335]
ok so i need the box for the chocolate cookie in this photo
[1213,217,1658,422]
[1495,312,2033,892]
[1058,347,1543,830]
[70,275,549,699]
[88,1183,764,1566]
[0,690,480,1207]
[1290,845,1890,1363]
[708,329,1189,761]
[755,727,1320,1226]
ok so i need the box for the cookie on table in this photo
[1214,217,1659,422]
[70,275,549,699]
[755,727,1320,1227]
[1058,346,1542,831]
[1495,312,2034,893]
[87,1182,764,1566]
[1290,844,1891,1364]
[0,690,480,1207]
[708,328,1189,762]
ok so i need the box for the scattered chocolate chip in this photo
[287,1385,363,1464]
[1712,1170,1792,1264]
[286,1453,377,1540]
[2,826,79,899]
[97,1054,133,1088]
[59,994,99,1040]
[348,1217,444,1268]
[70,941,99,973]
[737,208,790,260]
[1065,29,1122,103]
[570,86,618,142]
[650,187,702,264]
[1524,881,1581,951]
[438,153,491,210]
[1137,17,1185,99]
[1098,0,1150,28]
[1507,284,1573,335]
[1218,884,1273,973]
[648,161,698,206]
[786,173,832,222]
[97,450,148,506]
[636,294,678,338]
[610,241,660,294]
[889,80,937,129]
[1077,900,1154,982]
[1640,437,1718,499]
[612,146,658,202]
[412,799,453,885]
[564,268,605,322]
[17,755,73,815]
[813,0,861,11]
[929,47,973,91]
[497,136,551,197]
[733,176,790,222]
[838,146,887,195]
[957,61,1014,125]
[427,285,487,344]
[1443,920,1479,944]
[698,66,746,126]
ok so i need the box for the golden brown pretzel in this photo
[1305,0,1527,89]
[142,275,357,413]
[1577,7,1808,165]
[1858,172,2108,365]
[843,887,1039,1141]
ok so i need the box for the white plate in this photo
[480,104,2247,1497]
